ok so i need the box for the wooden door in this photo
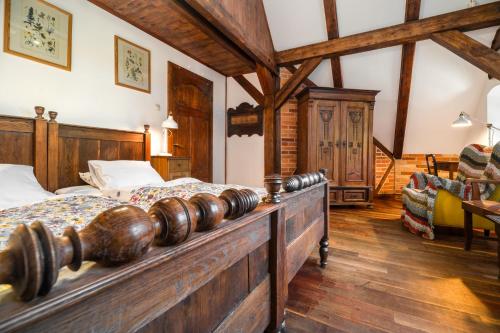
[314,100,340,186]
[340,101,369,187]
[168,62,213,182]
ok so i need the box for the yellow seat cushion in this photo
[433,187,500,230]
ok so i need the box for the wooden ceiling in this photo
[89,0,259,76]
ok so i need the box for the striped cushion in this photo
[456,144,491,183]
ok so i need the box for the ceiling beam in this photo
[184,0,277,73]
[275,2,500,65]
[393,0,421,159]
[323,0,343,87]
[232,75,264,105]
[284,66,317,88]
[489,28,500,79]
[431,30,500,80]
[275,57,323,110]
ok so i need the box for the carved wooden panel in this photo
[342,102,369,186]
[227,102,263,137]
[315,101,340,185]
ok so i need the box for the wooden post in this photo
[257,64,281,175]
[33,106,48,189]
[47,112,59,192]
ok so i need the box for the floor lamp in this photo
[452,112,500,146]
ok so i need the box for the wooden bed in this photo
[0,109,329,333]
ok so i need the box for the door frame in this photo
[168,61,213,182]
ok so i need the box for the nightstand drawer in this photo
[168,171,191,180]
[170,159,190,172]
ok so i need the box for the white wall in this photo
[263,0,499,155]
[0,0,226,183]
[226,74,265,187]
[487,86,500,145]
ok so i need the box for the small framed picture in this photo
[114,36,151,93]
[3,0,72,71]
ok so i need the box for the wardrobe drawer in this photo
[168,171,191,180]
[169,159,190,172]
[342,189,368,202]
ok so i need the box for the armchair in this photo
[402,143,499,239]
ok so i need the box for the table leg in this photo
[449,170,453,179]
[496,223,500,279]
[464,210,473,251]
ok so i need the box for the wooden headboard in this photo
[0,108,48,188]
[47,113,151,191]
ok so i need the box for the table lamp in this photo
[159,112,178,156]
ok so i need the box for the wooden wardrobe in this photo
[297,87,379,207]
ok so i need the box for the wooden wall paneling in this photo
[184,0,276,72]
[275,57,322,111]
[88,0,255,76]
[323,0,343,88]
[269,208,287,332]
[275,2,500,65]
[431,30,500,81]
[257,63,281,175]
[232,75,264,105]
[393,0,421,159]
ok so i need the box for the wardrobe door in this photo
[315,100,340,186]
[340,101,369,187]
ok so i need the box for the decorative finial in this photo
[34,106,45,119]
[264,174,282,203]
[48,111,58,123]
[144,124,150,133]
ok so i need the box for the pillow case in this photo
[88,160,164,190]
[79,172,98,187]
[0,164,55,210]
[55,185,102,196]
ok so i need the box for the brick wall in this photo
[278,69,460,195]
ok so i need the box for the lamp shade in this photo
[451,112,472,128]
[161,113,178,129]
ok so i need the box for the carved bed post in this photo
[33,106,48,189]
[144,124,151,161]
[319,168,329,268]
[0,189,259,301]
[47,111,59,192]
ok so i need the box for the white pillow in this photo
[55,185,102,196]
[79,172,98,187]
[88,160,164,190]
[0,164,55,210]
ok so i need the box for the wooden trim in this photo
[323,0,343,87]
[3,0,72,71]
[275,57,322,110]
[393,0,421,159]
[373,137,394,160]
[275,2,500,65]
[114,35,151,94]
[431,30,500,81]
[232,75,264,105]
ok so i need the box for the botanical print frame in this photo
[3,0,72,71]
[114,36,151,93]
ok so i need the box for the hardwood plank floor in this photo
[286,197,500,333]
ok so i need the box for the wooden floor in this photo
[286,197,500,333]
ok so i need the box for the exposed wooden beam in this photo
[375,159,395,195]
[232,75,264,105]
[275,57,322,110]
[275,2,500,65]
[184,0,277,73]
[374,137,394,160]
[431,30,500,80]
[256,64,281,175]
[489,28,500,79]
[393,0,421,159]
[323,0,343,87]
[284,66,317,88]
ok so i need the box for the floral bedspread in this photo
[129,182,267,211]
[0,195,121,251]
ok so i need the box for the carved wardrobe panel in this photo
[297,88,378,207]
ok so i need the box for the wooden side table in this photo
[462,200,500,278]
[150,156,191,181]
[435,161,459,179]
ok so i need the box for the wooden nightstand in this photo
[150,156,191,181]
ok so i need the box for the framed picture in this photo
[114,36,151,93]
[3,0,72,71]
